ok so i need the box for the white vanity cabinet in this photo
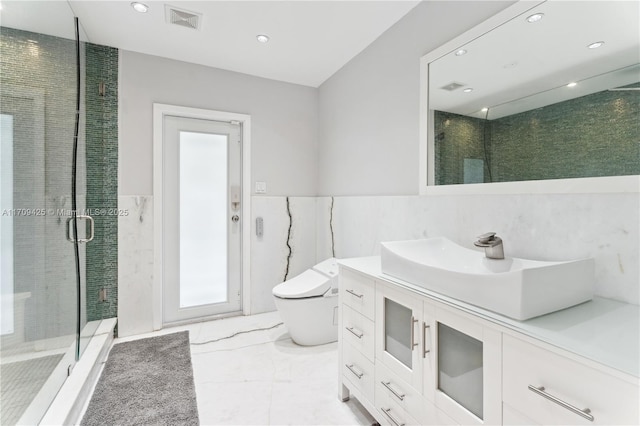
[375,282,424,392]
[375,281,434,425]
[429,306,502,425]
[502,334,640,425]
[339,268,376,408]
[337,258,640,426]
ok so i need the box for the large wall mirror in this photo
[419,0,639,194]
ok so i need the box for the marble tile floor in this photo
[113,311,376,425]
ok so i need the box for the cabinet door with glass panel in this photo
[431,306,502,425]
[375,282,424,392]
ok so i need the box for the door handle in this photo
[410,316,418,349]
[422,323,431,358]
[66,215,94,243]
[528,385,594,421]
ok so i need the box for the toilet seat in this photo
[272,270,331,299]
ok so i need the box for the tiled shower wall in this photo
[1,27,83,340]
[0,28,118,339]
[435,86,640,185]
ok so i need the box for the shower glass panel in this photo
[0,3,93,424]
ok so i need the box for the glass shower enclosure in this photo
[0,2,114,424]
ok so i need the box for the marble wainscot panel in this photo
[323,193,639,306]
[117,195,154,337]
[315,197,336,261]
[250,196,318,314]
[320,196,430,258]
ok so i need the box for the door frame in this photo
[152,103,251,330]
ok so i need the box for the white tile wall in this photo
[117,196,154,337]
[250,196,318,314]
[320,193,639,305]
[119,192,639,336]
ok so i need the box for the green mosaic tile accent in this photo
[85,43,118,321]
[435,86,640,184]
[434,113,490,185]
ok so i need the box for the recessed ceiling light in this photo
[463,88,474,93]
[131,2,149,13]
[481,107,489,112]
[256,34,270,43]
[526,13,544,23]
[588,41,605,49]
[567,82,578,88]
[455,49,467,56]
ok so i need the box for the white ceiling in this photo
[0,0,421,87]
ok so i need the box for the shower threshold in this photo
[22,318,117,425]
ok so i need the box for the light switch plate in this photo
[255,181,267,194]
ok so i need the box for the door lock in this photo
[231,215,240,223]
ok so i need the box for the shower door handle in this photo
[66,215,94,243]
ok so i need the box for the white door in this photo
[162,115,242,324]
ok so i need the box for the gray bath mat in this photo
[82,331,199,426]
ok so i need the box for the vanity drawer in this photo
[375,382,421,426]
[342,341,375,403]
[342,305,375,362]
[375,362,425,421]
[503,403,539,425]
[503,334,640,425]
[340,268,375,320]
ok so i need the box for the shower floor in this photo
[0,353,64,425]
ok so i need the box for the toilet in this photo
[272,258,339,346]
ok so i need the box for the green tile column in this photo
[85,43,118,321]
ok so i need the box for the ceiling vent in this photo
[440,82,466,91]
[165,5,202,30]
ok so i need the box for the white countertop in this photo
[339,256,640,379]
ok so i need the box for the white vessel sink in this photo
[380,237,595,320]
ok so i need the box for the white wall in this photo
[118,51,319,336]
[119,50,319,197]
[315,0,638,307]
[318,1,514,196]
[117,1,639,336]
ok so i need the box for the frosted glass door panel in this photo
[438,323,483,419]
[179,132,227,308]
[384,298,412,369]
[162,114,241,324]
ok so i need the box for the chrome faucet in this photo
[474,232,505,259]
